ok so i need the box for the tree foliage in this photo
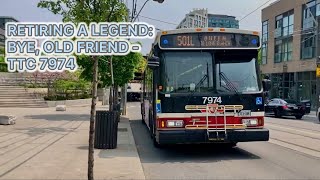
[77,51,145,87]
[0,47,4,56]
[258,49,262,65]
[37,1,130,180]
[38,0,128,24]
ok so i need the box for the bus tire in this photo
[225,142,237,148]
[152,135,163,148]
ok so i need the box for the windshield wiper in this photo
[218,71,239,94]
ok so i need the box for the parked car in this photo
[265,98,306,119]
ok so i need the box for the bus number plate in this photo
[238,110,251,116]
[202,97,222,104]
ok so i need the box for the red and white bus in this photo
[141,28,271,148]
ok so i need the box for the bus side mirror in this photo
[147,56,160,69]
[262,79,271,91]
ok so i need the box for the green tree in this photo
[258,48,262,65]
[77,51,145,110]
[0,47,4,56]
[37,1,128,180]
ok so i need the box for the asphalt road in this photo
[127,102,320,180]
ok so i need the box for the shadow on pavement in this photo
[130,120,261,164]
[24,114,90,121]
[15,124,77,136]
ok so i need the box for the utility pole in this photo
[121,0,164,115]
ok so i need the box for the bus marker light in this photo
[161,121,165,127]
[253,31,259,35]
[251,39,257,45]
[220,28,225,32]
[162,31,167,35]
[208,28,214,31]
[196,28,202,31]
[163,39,169,45]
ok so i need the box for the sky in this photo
[0,0,278,55]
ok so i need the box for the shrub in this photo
[44,79,91,101]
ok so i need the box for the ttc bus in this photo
[141,28,271,148]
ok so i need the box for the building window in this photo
[274,40,282,63]
[302,0,320,30]
[282,38,293,61]
[301,34,315,59]
[262,20,268,43]
[275,10,294,38]
[262,43,268,64]
[274,37,293,63]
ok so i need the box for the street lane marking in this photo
[266,124,320,137]
[269,138,320,159]
[268,127,320,141]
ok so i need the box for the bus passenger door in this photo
[144,68,153,129]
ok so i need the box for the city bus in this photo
[141,28,271,148]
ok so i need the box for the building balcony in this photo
[302,17,314,30]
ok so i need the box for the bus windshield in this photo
[159,51,261,94]
[216,58,260,93]
[160,51,214,93]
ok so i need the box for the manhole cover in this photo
[118,128,128,132]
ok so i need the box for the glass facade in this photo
[207,15,239,29]
[265,72,317,110]
[301,0,320,59]
[260,2,320,110]
[302,0,320,30]
[0,17,18,29]
[274,10,294,63]
[262,21,268,65]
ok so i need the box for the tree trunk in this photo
[88,56,98,180]
[114,84,119,110]
[109,56,115,111]
[109,86,113,111]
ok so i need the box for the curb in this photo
[122,115,146,180]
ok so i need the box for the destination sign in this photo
[159,32,260,49]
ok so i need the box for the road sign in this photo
[156,100,161,113]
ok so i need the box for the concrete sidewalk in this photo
[0,105,145,180]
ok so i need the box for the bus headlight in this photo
[242,119,258,126]
[166,120,184,127]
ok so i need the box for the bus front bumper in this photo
[156,128,269,145]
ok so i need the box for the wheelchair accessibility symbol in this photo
[256,97,263,105]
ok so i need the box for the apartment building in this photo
[261,0,320,109]
[0,16,19,49]
[176,8,239,29]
